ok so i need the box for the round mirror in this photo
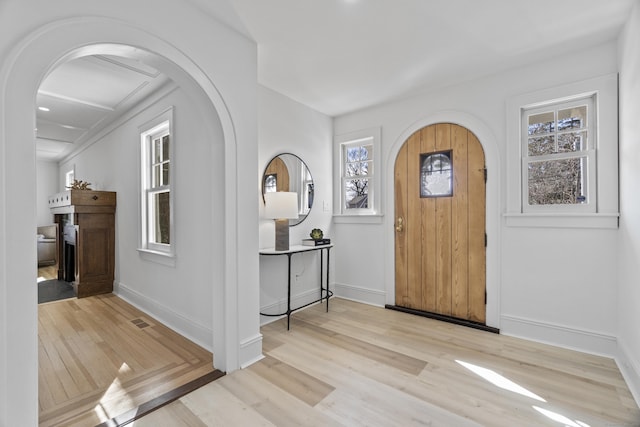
[262,153,314,226]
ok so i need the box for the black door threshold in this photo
[385,304,499,334]
[96,369,226,427]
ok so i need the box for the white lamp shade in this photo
[264,192,299,219]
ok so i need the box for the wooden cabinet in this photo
[50,190,116,298]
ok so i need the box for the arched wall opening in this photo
[384,112,501,329]
[1,17,245,425]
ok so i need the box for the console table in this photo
[260,244,333,329]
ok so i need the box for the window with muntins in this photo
[140,109,174,255]
[505,74,618,228]
[343,139,373,210]
[334,127,381,221]
[420,151,453,198]
[521,96,596,213]
[149,132,170,245]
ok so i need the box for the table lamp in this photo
[264,192,299,251]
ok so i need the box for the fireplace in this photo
[63,224,76,283]
[50,190,116,297]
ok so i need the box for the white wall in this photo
[0,2,259,425]
[257,86,334,322]
[59,84,220,349]
[333,41,620,355]
[617,0,640,404]
[36,160,58,227]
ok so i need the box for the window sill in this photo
[504,212,619,229]
[137,248,176,267]
[333,214,384,224]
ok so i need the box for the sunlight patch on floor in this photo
[94,363,134,422]
[532,406,591,427]
[456,360,595,427]
[455,360,546,402]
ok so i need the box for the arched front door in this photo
[394,123,486,324]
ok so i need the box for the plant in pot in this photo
[310,228,323,240]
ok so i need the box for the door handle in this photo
[396,217,404,232]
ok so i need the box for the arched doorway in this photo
[0,16,253,425]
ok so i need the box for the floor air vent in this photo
[131,318,150,329]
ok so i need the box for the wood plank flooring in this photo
[37,265,58,281]
[38,293,215,426]
[132,298,640,426]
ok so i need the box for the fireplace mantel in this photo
[49,190,116,214]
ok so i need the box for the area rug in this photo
[38,279,75,304]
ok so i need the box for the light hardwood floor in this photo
[37,265,58,281]
[132,298,640,427]
[38,293,215,426]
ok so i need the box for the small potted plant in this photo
[310,228,323,240]
[302,228,329,246]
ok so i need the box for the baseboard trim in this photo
[500,314,618,357]
[239,333,264,369]
[114,281,213,352]
[260,288,328,325]
[617,341,640,407]
[333,282,386,307]
[260,284,386,319]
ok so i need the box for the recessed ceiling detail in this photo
[36,54,171,161]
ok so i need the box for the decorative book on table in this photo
[302,238,331,246]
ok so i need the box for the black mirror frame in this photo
[262,153,314,227]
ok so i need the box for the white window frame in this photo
[139,107,175,259]
[505,74,619,229]
[64,167,75,189]
[521,96,596,214]
[334,127,382,223]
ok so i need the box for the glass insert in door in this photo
[420,151,453,197]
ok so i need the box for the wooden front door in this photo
[394,123,486,324]
[264,157,290,192]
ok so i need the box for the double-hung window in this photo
[334,127,381,221]
[522,96,595,212]
[506,74,619,228]
[343,139,373,210]
[140,108,174,256]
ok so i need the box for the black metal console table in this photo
[259,244,333,330]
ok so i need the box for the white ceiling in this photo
[35,55,170,160]
[229,0,635,116]
[36,0,636,160]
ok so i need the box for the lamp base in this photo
[274,219,290,251]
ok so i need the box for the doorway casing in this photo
[384,111,501,330]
